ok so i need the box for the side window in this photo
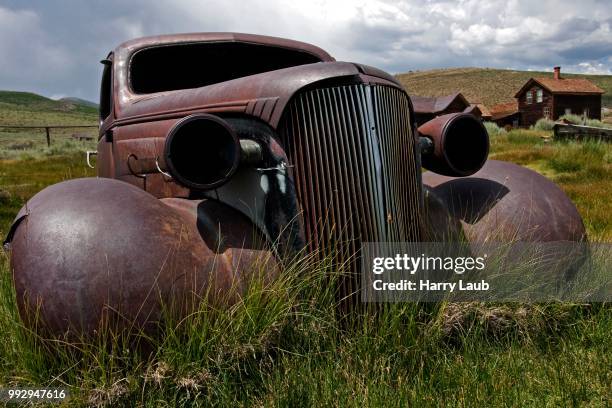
[543,106,551,118]
[526,90,533,104]
[536,89,543,103]
[99,58,112,121]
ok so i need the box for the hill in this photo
[396,68,612,108]
[0,90,98,126]
[59,96,99,109]
[0,91,98,159]
[0,90,98,117]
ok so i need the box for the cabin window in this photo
[536,88,543,103]
[130,42,323,94]
[543,106,551,119]
[526,90,533,104]
[99,58,112,120]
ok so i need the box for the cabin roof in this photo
[514,77,604,97]
[410,92,470,114]
[490,101,519,120]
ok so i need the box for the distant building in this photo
[464,103,491,121]
[490,102,520,128]
[410,92,471,125]
[514,67,604,127]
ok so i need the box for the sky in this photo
[0,0,611,102]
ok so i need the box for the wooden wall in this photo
[517,87,553,127]
[553,94,601,121]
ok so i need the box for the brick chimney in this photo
[553,66,561,80]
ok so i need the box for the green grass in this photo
[396,67,612,108]
[0,153,96,237]
[0,251,609,406]
[0,127,610,406]
[0,90,98,160]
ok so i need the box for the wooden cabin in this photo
[514,67,604,127]
[490,101,520,128]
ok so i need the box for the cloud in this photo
[576,60,612,75]
[0,0,610,101]
[0,7,72,91]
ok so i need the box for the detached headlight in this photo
[165,113,262,190]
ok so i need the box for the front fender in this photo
[422,159,587,243]
[5,177,277,337]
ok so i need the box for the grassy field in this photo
[396,67,612,108]
[486,127,612,242]
[0,124,610,406]
[0,91,98,160]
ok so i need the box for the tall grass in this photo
[0,250,339,405]
[489,129,611,240]
[1,247,609,406]
[0,138,97,160]
[548,140,610,174]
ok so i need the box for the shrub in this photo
[559,114,612,129]
[559,113,584,125]
[483,121,506,136]
[533,118,555,131]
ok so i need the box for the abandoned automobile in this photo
[4,33,586,336]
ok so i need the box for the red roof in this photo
[490,101,519,120]
[466,103,491,118]
[515,77,604,97]
[410,92,470,114]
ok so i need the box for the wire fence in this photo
[0,125,98,159]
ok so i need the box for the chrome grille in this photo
[278,84,422,274]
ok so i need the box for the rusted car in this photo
[4,33,585,336]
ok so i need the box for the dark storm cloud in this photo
[0,0,610,101]
[558,42,612,62]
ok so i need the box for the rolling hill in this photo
[0,90,98,126]
[396,68,612,109]
[59,96,99,109]
[0,91,98,158]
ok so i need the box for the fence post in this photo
[45,127,51,146]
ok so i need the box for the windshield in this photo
[129,42,323,94]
